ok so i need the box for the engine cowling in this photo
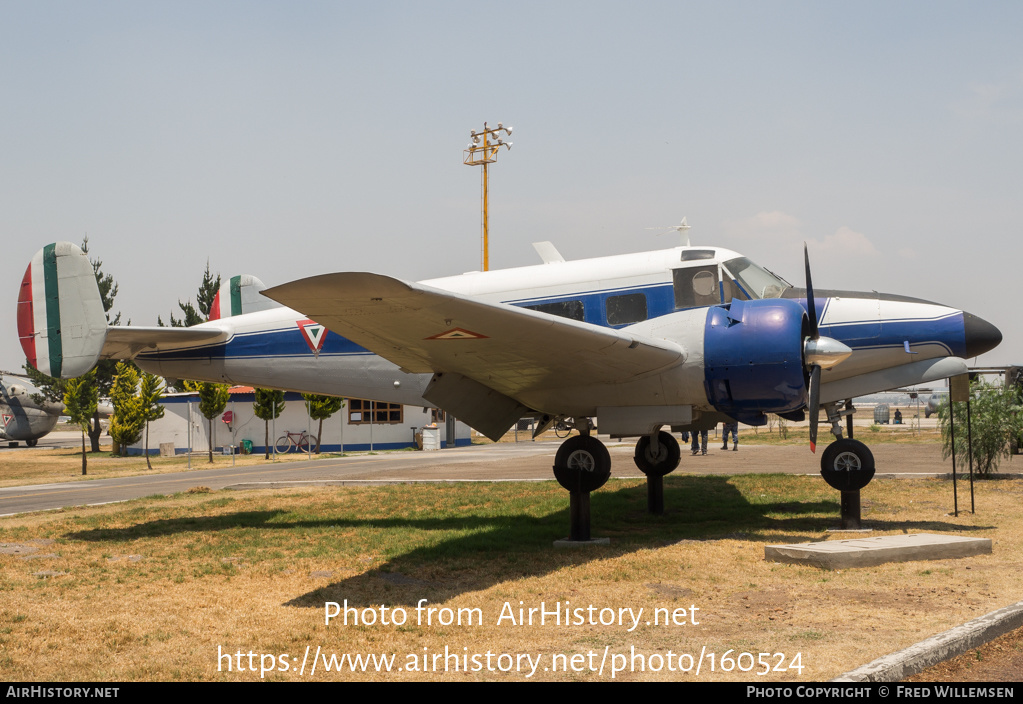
[703,298,808,425]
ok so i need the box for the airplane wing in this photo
[101,326,229,360]
[263,273,685,433]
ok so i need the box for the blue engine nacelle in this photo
[703,298,808,425]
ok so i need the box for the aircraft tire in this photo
[553,435,611,493]
[633,431,681,477]
[26,438,38,447]
[820,438,875,491]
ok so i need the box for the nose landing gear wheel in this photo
[820,438,875,530]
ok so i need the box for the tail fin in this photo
[17,242,107,379]
[208,274,280,320]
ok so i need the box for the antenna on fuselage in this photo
[646,217,691,246]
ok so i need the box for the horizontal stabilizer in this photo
[101,326,229,360]
[18,242,107,378]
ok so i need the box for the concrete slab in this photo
[765,533,991,569]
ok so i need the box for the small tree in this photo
[109,362,144,456]
[188,381,231,463]
[253,389,285,459]
[301,394,344,453]
[139,372,165,469]
[63,371,98,475]
[938,379,1023,476]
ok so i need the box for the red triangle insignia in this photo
[297,319,327,353]
[425,328,489,340]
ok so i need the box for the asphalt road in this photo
[0,435,1006,516]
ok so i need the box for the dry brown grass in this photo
[1,473,1021,682]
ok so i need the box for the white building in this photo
[128,387,471,455]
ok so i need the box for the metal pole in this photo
[950,396,958,517]
[967,397,975,513]
[482,159,489,271]
[370,400,374,452]
[187,400,191,471]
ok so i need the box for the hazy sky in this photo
[2,1,1020,373]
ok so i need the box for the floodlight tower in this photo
[464,122,513,271]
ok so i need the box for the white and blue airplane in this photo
[17,240,1001,494]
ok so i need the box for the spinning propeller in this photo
[801,245,853,452]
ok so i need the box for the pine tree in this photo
[196,260,221,320]
[108,362,144,456]
[160,260,221,327]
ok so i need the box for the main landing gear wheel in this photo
[634,431,681,516]
[633,432,681,477]
[820,438,875,530]
[553,435,611,542]
[554,435,611,493]
[26,438,38,447]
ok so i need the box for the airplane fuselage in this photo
[129,245,998,433]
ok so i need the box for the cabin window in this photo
[672,265,720,308]
[348,399,403,424]
[524,300,585,321]
[606,293,648,325]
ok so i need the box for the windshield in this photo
[721,257,790,299]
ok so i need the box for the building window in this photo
[348,399,403,424]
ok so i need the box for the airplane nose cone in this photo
[964,312,1002,358]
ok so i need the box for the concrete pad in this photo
[765,533,991,569]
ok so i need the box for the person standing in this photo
[691,429,707,455]
[722,421,738,451]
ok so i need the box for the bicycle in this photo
[274,430,317,453]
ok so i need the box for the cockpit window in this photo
[721,257,789,300]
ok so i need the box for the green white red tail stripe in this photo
[210,275,243,321]
[17,242,108,379]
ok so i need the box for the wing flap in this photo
[263,273,684,401]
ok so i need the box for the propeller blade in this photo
[803,243,819,340]
[808,364,821,453]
